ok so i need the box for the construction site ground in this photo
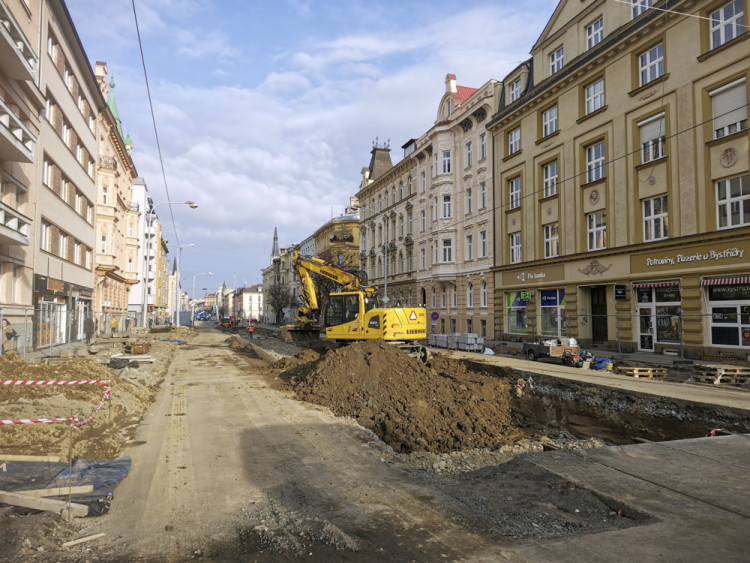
[0,327,748,562]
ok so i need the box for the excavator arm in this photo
[292,251,367,324]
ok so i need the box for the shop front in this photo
[33,275,92,350]
[633,281,681,352]
[703,277,750,348]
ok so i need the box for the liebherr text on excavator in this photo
[281,251,429,361]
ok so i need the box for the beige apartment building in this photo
[357,74,497,339]
[488,0,749,357]
[0,0,43,352]
[34,0,102,346]
[93,63,139,333]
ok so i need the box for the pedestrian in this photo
[111,316,118,336]
[2,319,18,354]
[247,322,254,338]
[84,316,95,344]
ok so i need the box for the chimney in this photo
[445,73,457,94]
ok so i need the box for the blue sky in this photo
[66,0,558,294]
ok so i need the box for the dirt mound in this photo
[273,340,526,454]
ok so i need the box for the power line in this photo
[131,0,180,248]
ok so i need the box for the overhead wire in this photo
[131,0,181,248]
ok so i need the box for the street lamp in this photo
[142,200,198,328]
[175,243,195,328]
[192,271,213,323]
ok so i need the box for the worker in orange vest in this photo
[247,322,254,338]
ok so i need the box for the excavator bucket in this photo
[280,324,321,344]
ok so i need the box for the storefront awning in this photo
[632,281,680,288]
[702,276,750,286]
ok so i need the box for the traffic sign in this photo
[431,312,439,321]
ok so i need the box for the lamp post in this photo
[142,200,198,328]
[174,243,195,328]
[192,271,213,323]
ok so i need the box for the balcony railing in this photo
[99,155,118,171]
[0,202,31,246]
[0,3,37,81]
[0,97,35,163]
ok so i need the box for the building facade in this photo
[488,0,749,357]
[357,74,497,339]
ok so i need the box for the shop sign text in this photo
[645,247,744,267]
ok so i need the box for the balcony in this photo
[0,202,31,246]
[0,3,37,81]
[99,155,118,171]
[0,97,35,162]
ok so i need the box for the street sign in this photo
[431,312,439,321]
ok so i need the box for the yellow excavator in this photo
[280,251,429,361]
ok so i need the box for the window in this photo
[510,233,522,264]
[643,196,669,241]
[466,234,473,260]
[480,231,487,258]
[587,18,603,49]
[421,248,426,270]
[480,133,487,159]
[710,0,744,49]
[632,0,652,18]
[639,43,664,86]
[432,198,438,221]
[62,121,70,146]
[442,194,452,218]
[586,141,606,183]
[716,174,750,228]
[442,150,452,174]
[58,233,67,258]
[542,106,558,137]
[509,177,521,209]
[466,142,473,167]
[421,171,426,192]
[421,210,426,231]
[86,249,92,269]
[45,98,55,123]
[452,285,457,308]
[59,178,67,202]
[543,161,558,197]
[408,251,413,271]
[442,239,452,262]
[467,319,473,333]
[431,287,436,308]
[480,182,487,209]
[710,78,747,139]
[407,212,413,234]
[550,47,564,74]
[466,189,473,213]
[74,242,81,264]
[481,282,488,307]
[639,113,666,163]
[509,79,521,102]
[544,223,559,258]
[100,234,107,254]
[399,215,404,237]
[508,127,520,155]
[408,177,413,195]
[468,283,474,307]
[441,287,447,307]
[585,79,605,114]
[102,186,108,206]
[587,211,607,250]
[40,222,50,251]
[75,192,82,214]
[385,191,389,207]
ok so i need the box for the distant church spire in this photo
[271,226,280,260]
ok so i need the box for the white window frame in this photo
[509,177,521,209]
[452,285,458,308]
[643,195,669,241]
[510,232,522,264]
[441,286,447,308]
[639,43,664,86]
[543,160,558,197]
[41,222,50,252]
[639,113,666,163]
[480,133,487,159]
[542,106,558,137]
[58,232,67,258]
[421,171,426,192]
[632,0,652,19]
[710,78,748,139]
[421,248,426,270]
[587,18,603,49]
[466,141,473,167]
[442,150,451,174]
[100,234,107,254]
[544,223,559,258]
[508,127,520,155]
[481,282,488,308]
[480,182,487,209]
[585,79,605,114]
[587,211,607,250]
[509,79,521,102]
[468,283,474,307]
[442,194,452,218]
[480,231,487,258]
[466,188,473,214]
[466,234,473,260]
[716,174,750,229]
[550,47,564,74]
[586,141,606,183]
[442,239,453,263]
[421,210,426,231]
[710,0,744,49]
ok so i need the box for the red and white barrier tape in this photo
[0,380,111,428]
[1,380,107,386]
[0,416,76,425]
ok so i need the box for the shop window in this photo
[540,289,567,336]
[506,292,527,333]
[707,282,750,346]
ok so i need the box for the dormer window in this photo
[550,47,564,75]
[442,98,454,119]
[509,79,521,102]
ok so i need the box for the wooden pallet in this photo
[614,367,668,379]
[695,365,750,385]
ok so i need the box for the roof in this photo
[455,85,479,106]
